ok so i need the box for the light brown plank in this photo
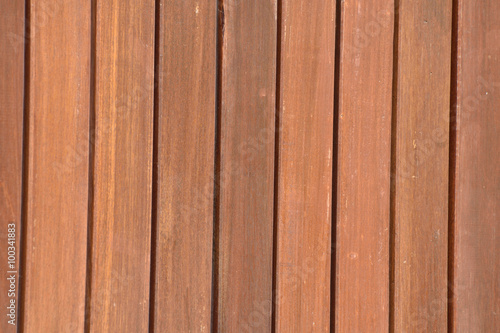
[392,0,453,331]
[151,1,217,331]
[275,1,336,331]
[0,0,24,331]
[451,0,500,331]
[87,0,155,331]
[21,0,91,331]
[217,1,277,331]
[335,0,394,331]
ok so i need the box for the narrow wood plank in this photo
[0,1,24,331]
[22,1,91,331]
[217,1,277,331]
[151,1,216,331]
[275,1,335,331]
[451,0,500,331]
[335,0,394,331]
[392,0,453,331]
[88,0,155,331]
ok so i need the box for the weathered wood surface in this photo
[0,0,24,331]
[21,1,91,331]
[151,1,217,332]
[392,0,453,331]
[87,0,155,331]
[274,1,336,331]
[334,0,394,331]
[450,0,500,331]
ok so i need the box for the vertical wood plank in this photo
[275,1,336,331]
[451,0,500,331]
[217,1,277,331]
[392,0,452,331]
[335,0,394,331]
[22,0,91,331]
[151,1,216,332]
[88,0,155,331]
[0,1,24,331]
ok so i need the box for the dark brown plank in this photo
[0,0,24,331]
[392,0,453,331]
[87,0,155,331]
[151,1,217,331]
[274,1,336,331]
[217,1,277,331]
[21,0,91,331]
[335,0,394,331]
[451,0,500,331]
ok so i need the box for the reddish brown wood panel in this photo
[216,1,277,331]
[151,1,217,332]
[274,1,336,331]
[1,1,499,331]
[392,0,453,331]
[451,0,500,331]
[87,0,155,331]
[334,0,394,331]
[0,1,24,331]
[21,1,91,331]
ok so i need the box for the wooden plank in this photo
[151,1,216,332]
[334,0,394,331]
[21,0,91,331]
[274,1,335,331]
[451,0,500,331]
[216,1,277,331]
[0,0,24,331]
[392,0,452,331]
[87,0,155,331]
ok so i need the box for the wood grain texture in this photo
[22,0,91,331]
[0,0,24,331]
[451,0,500,331]
[335,0,394,331]
[216,1,277,332]
[88,0,155,331]
[151,1,216,332]
[392,0,452,331]
[274,1,335,331]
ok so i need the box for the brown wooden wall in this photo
[0,0,498,332]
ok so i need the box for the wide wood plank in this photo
[335,0,394,331]
[0,1,24,331]
[451,0,500,331]
[21,1,91,331]
[275,1,336,331]
[87,0,155,331]
[216,1,277,331]
[392,0,453,331]
[151,1,217,331]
